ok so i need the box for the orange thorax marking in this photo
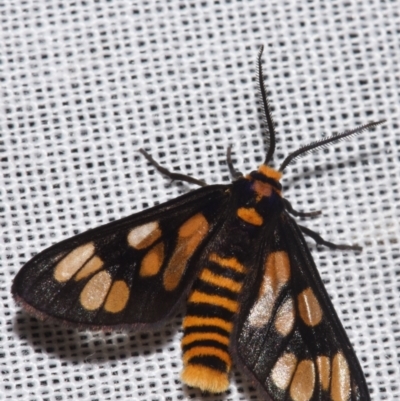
[258,164,282,181]
[237,207,263,226]
[253,180,273,199]
[253,165,283,198]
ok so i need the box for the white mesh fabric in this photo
[1,1,399,400]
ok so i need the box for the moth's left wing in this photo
[12,184,230,330]
[234,214,370,401]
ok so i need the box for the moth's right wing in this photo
[234,213,370,401]
[12,184,230,330]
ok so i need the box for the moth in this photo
[12,47,383,401]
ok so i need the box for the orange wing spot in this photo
[181,364,229,393]
[199,269,242,293]
[316,356,331,391]
[183,346,231,369]
[80,270,112,311]
[75,256,104,281]
[127,221,161,250]
[181,332,230,347]
[248,251,291,328]
[140,242,164,277]
[290,359,316,401]
[271,352,298,390]
[104,280,130,313]
[188,290,239,313]
[179,213,208,237]
[209,253,246,274]
[237,207,263,226]
[54,242,95,282]
[163,213,209,291]
[298,287,323,327]
[331,353,350,401]
[258,164,283,181]
[183,316,233,333]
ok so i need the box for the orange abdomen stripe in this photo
[199,269,242,293]
[208,253,246,274]
[182,316,233,333]
[181,332,230,347]
[188,290,239,313]
[183,346,232,369]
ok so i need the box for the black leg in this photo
[226,145,243,180]
[139,149,207,187]
[299,225,362,251]
[283,199,321,218]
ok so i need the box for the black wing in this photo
[12,184,230,330]
[234,213,370,401]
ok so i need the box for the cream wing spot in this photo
[274,297,295,336]
[331,353,351,401]
[298,287,323,326]
[54,242,95,282]
[104,280,130,313]
[290,359,316,401]
[271,353,297,390]
[127,221,161,250]
[248,251,291,328]
[80,270,112,311]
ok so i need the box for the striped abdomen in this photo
[181,252,247,393]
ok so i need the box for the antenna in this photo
[257,46,276,165]
[279,120,386,172]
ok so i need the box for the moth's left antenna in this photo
[257,45,276,165]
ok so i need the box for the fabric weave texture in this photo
[0,1,399,400]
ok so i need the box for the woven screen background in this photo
[1,1,399,400]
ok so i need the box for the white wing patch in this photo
[271,352,298,390]
[80,270,112,311]
[270,352,351,401]
[127,221,161,250]
[54,242,95,282]
[79,271,130,314]
[274,296,295,336]
[248,251,290,328]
